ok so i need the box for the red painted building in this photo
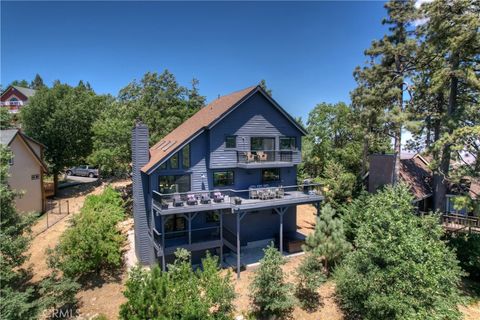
[1,86,36,114]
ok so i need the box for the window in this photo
[8,157,13,166]
[280,137,296,150]
[213,171,235,187]
[158,175,191,194]
[169,152,179,169]
[165,214,186,236]
[225,136,236,148]
[251,137,275,151]
[31,174,40,180]
[262,168,280,183]
[206,211,220,223]
[182,144,190,169]
[159,162,167,170]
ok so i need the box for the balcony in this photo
[152,183,323,215]
[236,150,299,168]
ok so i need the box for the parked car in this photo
[66,165,99,178]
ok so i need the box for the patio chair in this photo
[213,191,224,203]
[172,193,184,207]
[275,188,284,198]
[186,194,198,205]
[268,189,276,199]
[258,151,268,161]
[250,188,259,199]
[246,152,256,162]
[259,190,269,200]
[200,193,211,204]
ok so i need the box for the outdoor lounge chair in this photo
[200,193,211,204]
[249,188,259,199]
[172,193,184,207]
[186,194,198,205]
[213,191,224,203]
[275,188,284,198]
[258,151,268,161]
[246,152,255,162]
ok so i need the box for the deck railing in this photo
[236,150,298,163]
[441,213,480,231]
[1,101,24,106]
[152,183,323,211]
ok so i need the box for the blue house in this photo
[132,85,323,277]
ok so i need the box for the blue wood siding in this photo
[209,92,303,169]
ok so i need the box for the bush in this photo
[447,233,480,279]
[49,187,126,278]
[120,250,235,320]
[303,204,351,275]
[295,253,326,311]
[335,185,464,320]
[249,244,295,318]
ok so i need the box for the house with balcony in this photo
[131,85,323,277]
[1,86,36,114]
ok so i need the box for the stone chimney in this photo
[368,153,395,193]
[131,120,154,264]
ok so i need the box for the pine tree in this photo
[295,253,326,311]
[249,244,295,318]
[304,204,351,275]
[30,74,45,90]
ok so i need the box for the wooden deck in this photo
[441,214,480,234]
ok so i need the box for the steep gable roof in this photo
[399,154,433,200]
[12,86,36,98]
[142,85,306,174]
[0,129,47,172]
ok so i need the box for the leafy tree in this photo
[9,79,30,88]
[320,161,357,207]
[0,145,78,319]
[294,253,326,311]
[447,233,480,280]
[48,187,125,278]
[0,145,35,319]
[303,204,351,275]
[30,74,45,90]
[120,250,234,320]
[335,185,463,320]
[21,82,108,189]
[0,108,13,129]
[249,244,295,318]
[90,70,205,176]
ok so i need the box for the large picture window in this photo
[280,137,296,150]
[213,171,235,187]
[182,144,190,169]
[158,175,191,194]
[262,168,280,183]
[251,137,275,151]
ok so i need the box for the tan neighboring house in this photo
[1,129,48,213]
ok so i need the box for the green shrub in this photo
[335,185,463,320]
[447,233,480,279]
[295,253,326,311]
[49,187,126,278]
[120,250,235,320]
[249,244,295,319]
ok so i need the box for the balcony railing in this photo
[236,150,298,164]
[152,183,323,212]
[1,101,24,106]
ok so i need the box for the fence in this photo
[33,199,71,237]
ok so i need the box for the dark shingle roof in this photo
[12,86,36,98]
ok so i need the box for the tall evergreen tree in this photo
[30,74,45,90]
[352,0,418,182]
[303,204,351,275]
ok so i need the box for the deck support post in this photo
[188,213,192,245]
[314,202,321,216]
[219,211,223,264]
[274,207,287,254]
[161,215,166,271]
[236,212,241,279]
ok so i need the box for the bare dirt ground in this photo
[24,179,132,319]
[25,194,479,320]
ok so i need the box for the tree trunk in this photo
[361,126,369,178]
[433,55,459,211]
[393,127,402,185]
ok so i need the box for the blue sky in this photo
[1,1,388,121]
